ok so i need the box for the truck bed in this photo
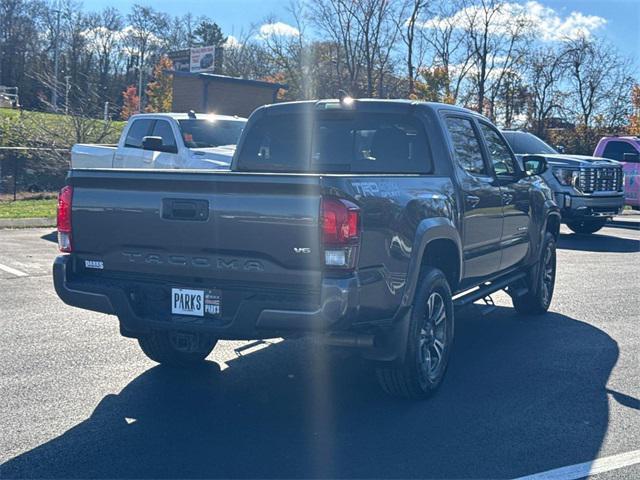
[71,144,117,169]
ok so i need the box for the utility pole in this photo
[137,65,143,113]
[52,5,61,110]
[64,75,71,114]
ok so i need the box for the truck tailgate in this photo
[68,170,323,290]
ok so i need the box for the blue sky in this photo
[82,0,640,70]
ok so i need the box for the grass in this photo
[0,198,57,219]
[0,107,125,146]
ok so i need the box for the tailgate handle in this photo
[162,199,209,221]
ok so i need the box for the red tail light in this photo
[321,197,360,269]
[322,197,360,245]
[57,185,73,252]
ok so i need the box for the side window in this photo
[478,122,517,175]
[602,141,636,162]
[151,120,178,153]
[445,117,486,175]
[124,119,154,149]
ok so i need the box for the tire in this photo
[566,218,606,234]
[138,330,217,367]
[512,232,556,315]
[376,268,454,399]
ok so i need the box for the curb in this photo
[0,217,56,229]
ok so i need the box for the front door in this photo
[478,121,531,271]
[148,120,180,168]
[444,116,504,286]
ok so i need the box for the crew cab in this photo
[593,136,640,210]
[502,131,624,234]
[71,112,247,170]
[54,99,560,399]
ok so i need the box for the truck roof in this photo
[599,135,640,142]
[256,98,484,119]
[126,112,247,122]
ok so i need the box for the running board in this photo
[453,272,527,308]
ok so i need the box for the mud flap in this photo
[361,307,412,364]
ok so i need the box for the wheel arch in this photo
[545,211,561,240]
[401,218,462,308]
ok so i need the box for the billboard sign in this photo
[190,46,216,73]
[167,49,190,73]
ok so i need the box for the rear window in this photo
[236,112,431,173]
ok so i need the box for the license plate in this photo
[171,288,221,318]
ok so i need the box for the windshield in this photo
[178,119,246,148]
[502,132,557,155]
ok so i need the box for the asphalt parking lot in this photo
[0,224,638,479]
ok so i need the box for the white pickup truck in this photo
[71,112,247,169]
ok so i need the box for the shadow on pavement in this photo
[558,232,640,253]
[0,307,618,479]
[40,231,57,243]
[607,223,640,231]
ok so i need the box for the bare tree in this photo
[260,3,317,99]
[125,5,168,111]
[421,0,473,103]
[309,0,365,95]
[524,47,568,136]
[564,35,635,129]
[222,27,273,81]
[354,0,398,97]
[463,0,531,118]
[398,0,428,96]
[86,8,124,108]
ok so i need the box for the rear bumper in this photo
[555,193,624,220]
[53,255,359,339]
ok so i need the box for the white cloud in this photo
[258,22,300,39]
[420,1,606,42]
[224,35,241,49]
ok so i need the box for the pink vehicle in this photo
[594,136,640,210]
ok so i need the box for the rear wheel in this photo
[566,218,606,234]
[512,232,556,315]
[138,330,217,367]
[376,268,454,399]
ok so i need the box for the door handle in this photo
[465,195,481,208]
[162,199,209,221]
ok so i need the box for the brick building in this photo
[170,71,286,117]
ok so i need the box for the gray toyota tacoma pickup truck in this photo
[54,99,561,399]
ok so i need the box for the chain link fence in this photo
[0,147,70,200]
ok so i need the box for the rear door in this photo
[115,118,154,168]
[477,121,531,271]
[443,115,503,284]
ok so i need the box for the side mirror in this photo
[522,155,548,176]
[623,152,640,163]
[142,136,163,151]
[555,145,565,154]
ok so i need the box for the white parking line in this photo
[0,263,28,277]
[514,449,640,480]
